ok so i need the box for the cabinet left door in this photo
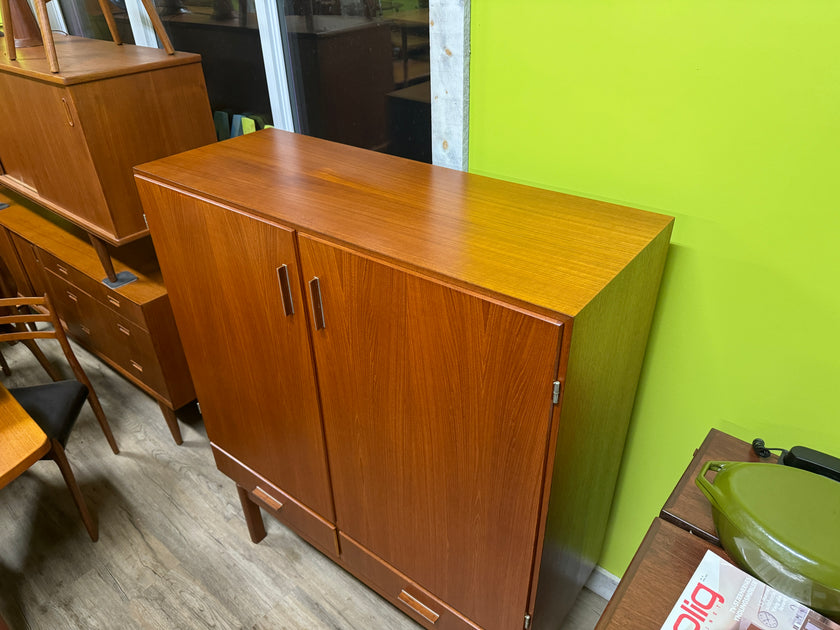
[136,182,335,522]
[0,74,113,233]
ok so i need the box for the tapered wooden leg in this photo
[236,484,266,543]
[0,0,16,61]
[50,439,98,542]
[85,386,119,454]
[95,0,122,45]
[158,402,183,445]
[31,0,58,72]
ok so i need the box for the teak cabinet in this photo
[0,36,216,245]
[134,129,674,630]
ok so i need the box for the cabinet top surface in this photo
[0,36,203,85]
[134,130,674,316]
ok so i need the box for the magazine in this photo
[661,550,839,630]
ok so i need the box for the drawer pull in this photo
[397,590,440,624]
[80,325,90,335]
[107,295,121,308]
[308,277,326,330]
[57,264,69,276]
[276,265,294,317]
[66,291,77,302]
[129,360,143,372]
[61,97,75,127]
[252,486,283,512]
[117,324,130,336]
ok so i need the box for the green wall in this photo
[469,0,840,577]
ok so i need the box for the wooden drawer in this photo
[38,247,146,328]
[46,270,167,396]
[339,533,482,630]
[211,444,339,561]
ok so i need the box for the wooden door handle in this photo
[276,265,294,316]
[397,590,440,624]
[308,277,325,330]
[252,486,283,512]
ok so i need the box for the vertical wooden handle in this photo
[397,590,440,624]
[276,265,294,316]
[61,99,75,127]
[308,277,325,330]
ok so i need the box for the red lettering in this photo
[690,582,724,610]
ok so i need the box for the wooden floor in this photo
[0,337,606,629]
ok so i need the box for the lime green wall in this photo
[469,1,840,577]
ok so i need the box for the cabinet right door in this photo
[298,233,564,630]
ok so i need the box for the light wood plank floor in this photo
[0,337,606,629]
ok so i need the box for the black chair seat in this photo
[9,381,89,447]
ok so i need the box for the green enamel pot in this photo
[696,460,840,620]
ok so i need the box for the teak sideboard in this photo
[134,129,674,630]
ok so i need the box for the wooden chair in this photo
[0,381,98,541]
[0,0,176,73]
[0,295,119,456]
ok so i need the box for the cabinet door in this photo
[139,186,334,521]
[298,234,563,630]
[0,74,113,233]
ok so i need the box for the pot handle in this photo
[695,460,733,511]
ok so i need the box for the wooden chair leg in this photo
[31,0,58,73]
[85,386,119,454]
[50,439,98,542]
[0,349,10,376]
[0,0,16,61]
[138,0,175,55]
[236,484,266,544]
[158,402,183,445]
[95,0,122,45]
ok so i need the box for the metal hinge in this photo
[552,381,561,404]
[524,613,532,629]
[196,400,202,415]
[143,213,148,227]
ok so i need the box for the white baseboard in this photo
[585,565,620,601]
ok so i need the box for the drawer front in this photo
[211,444,339,561]
[339,533,482,630]
[46,271,108,357]
[46,270,167,396]
[38,247,146,328]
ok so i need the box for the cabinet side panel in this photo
[299,234,563,630]
[532,223,673,628]
[72,64,216,241]
[136,179,334,521]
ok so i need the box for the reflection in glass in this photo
[280,0,431,163]
[152,0,274,137]
[63,0,136,44]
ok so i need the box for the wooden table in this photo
[0,382,49,490]
[596,429,774,628]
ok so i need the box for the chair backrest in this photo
[0,295,88,385]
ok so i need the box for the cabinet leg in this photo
[158,402,183,445]
[236,484,266,544]
[88,235,138,288]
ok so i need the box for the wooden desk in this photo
[596,519,734,629]
[0,383,48,490]
[661,428,776,544]
[597,429,772,628]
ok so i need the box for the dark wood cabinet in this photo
[134,129,674,630]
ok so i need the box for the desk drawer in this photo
[339,534,482,630]
[212,444,339,561]
[38,247,146,328]
[46,270,167,396]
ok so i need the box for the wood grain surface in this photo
[595,519,732,630]
[0,35,202,85]
[299,233,564,630]
[134,129,674,318]
[0,383,49,490]
[137,183,335,521]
